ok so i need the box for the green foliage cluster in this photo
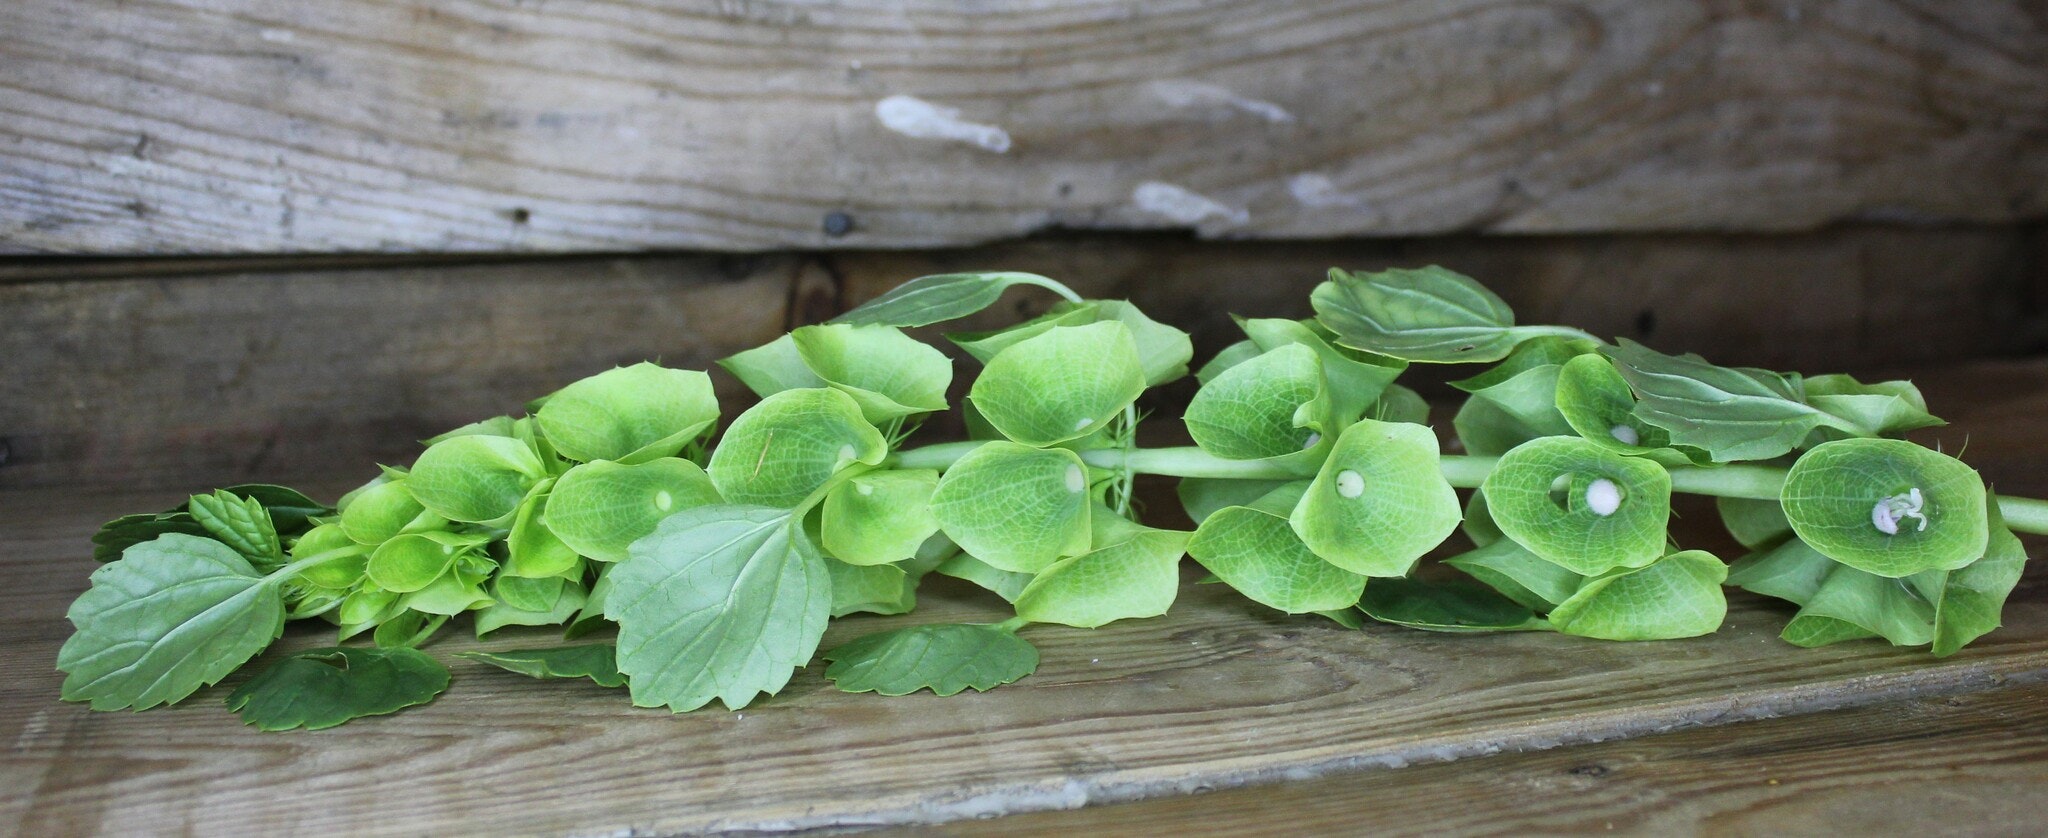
[58,268,2037,730]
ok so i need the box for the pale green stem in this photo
[887,442,2048,535]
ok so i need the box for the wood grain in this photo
[0,480,2044,835]
[4,225,2039,491]
[929,684,2048,837]
[3,1,2045,253]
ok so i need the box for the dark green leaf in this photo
[227,647,450,731]
[823,623,1039,696]
[1358,578,1550,632]
[831,272,1080,328]
[458,645,625,688]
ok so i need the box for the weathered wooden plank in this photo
[931,684,2048,837]
[2,226,2036,490]
[1,478,2044,835]
[3,1,2044,253]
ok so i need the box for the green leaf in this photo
[706,388,887,508]
[826,559,917,617]
[929,442,1092,573]
[564,568,614,640]
[1932,498,2028,656]
[823,623,1039,696]
[1237,317,1405,422]
[1450,336,1594,440]
[1717,496,1795,550]
[338,478,437,545]
[1548,551,1728,641]
[474,579,588,636]
[1443,537,1586,612]
[365,531,487,594]
[1187,485,1367,614]
[1780,438,1988,577]
[371,610,448,649]
[821,469,942,566]
[1451,393,1551,457]
[968,321,1147,447]
[226,646,450,731]
[1195,339,1265,385]
[1802,374,1944,438]
[503,482,580,578]
[719,334,828,398]
[605,505,831,712]
[1725,537,1836,606]
[547,458,722,563]
[1357,578,1550,633]
[956,301,1193,387]
[288,524,369,589]
[1177,477,1291,526]
[1290,418,1461,577]
[534,362,720,464]
[1015,518,1187,628]
[91,511,211,563]
[1601,340,1845,462]
[458,645,625,688]
[1311,265,1584,363]
[1369,383,1432,425]
[406,434,549,525]
[830,271,1080,328]
[423,414,518,445]
[1554,354,1704,466]
[1480,436,1672,575]
[187,490,284,565]
[934,552,1034,602]
[215,484,330,534]
[791,324,953,423]
[400,553,497,616]
[1184,343,1331,463]
[58,534,287,710]
[1780,565,1938,648]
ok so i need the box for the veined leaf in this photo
[1291,418,1460,578]
[953,300,1192,387]
[791,323,953,424]
[535,363,720,464]
[705,388,887,508]
[188,490,283,565]
[1177,477,1292,526]
[831,271,1080,328]
[91,511,210,564]
[548,458,722,563]
[227,646,450,731]
[822,469,942,566]
[823,623,1039,696]
[934,552,1034,603]
[338,478,437,545]
[1187,485,1366,614]
[1549,551,1728,641]
[474,579,588,636]
[1554,354,1705,466]
[1780,564,1940,649]
[1601,340,1844,462]
[1194,339,1265,385]
[1481,436,1672,575]
[1443,537,1586,612]
[929,442,1092,573]
[1015,516,1187,628]
[1932,497,2028,656]
[459,645,625,688]
[969,321,1147,448]
[826,559,917,617]
[605,505,832,712]
[406,434,549,525]
[1780,438,1987,577]
[1236,317,1404,422]
[1725,537,1836,606]
[1311,265,1587,363]
[1184,343,1332,465]
[1717,496,1795,551]
[719,334,827,398]
[59,534,287,710]
[1803,374,1944,438]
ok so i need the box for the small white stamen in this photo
[1609,425,1640,446]
[1302,432,1321,450]
[855,482,874,497]
[653,490,674,512]
[1585,478,1622,517]
[837,444,856,462]
[1871,488,1927,536]
[1064,465,1085,493]
[1336,469,1365,499]
[1075,417,1095,431]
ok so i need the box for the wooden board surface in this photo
[4,1,2045,253]
[928,684,2048,837]
[4,225,2038,491]
[4,352,2048,834]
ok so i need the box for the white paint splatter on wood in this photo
[1132,182,1249,226]
[874,95,1012,153]
[1147,80,1295,123]
[1287,173,1372,210]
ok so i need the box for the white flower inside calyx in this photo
[1609,424,1640,446]
[1065,464,1086,493]
[1584,478,1622,517]
[1336,469,1365,499]
[1871,488,1927,536]
[1302,432,1321,450]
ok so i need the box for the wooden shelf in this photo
[5,359,2048,834]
